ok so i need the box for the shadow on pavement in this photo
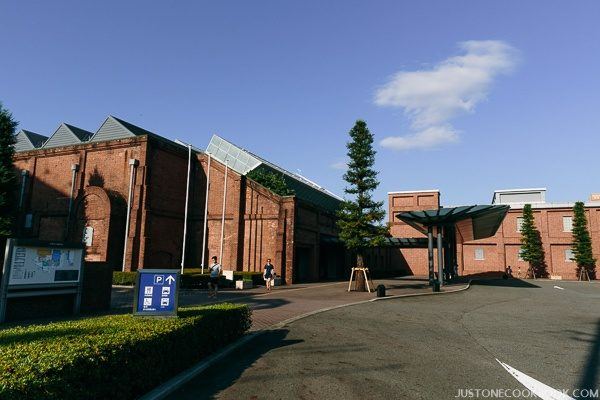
[385,283,430,290]
[167,329,302,400]
[471,278,540,288]
[226,297,291,311]
[111,286,296,312]
[577,319,600,395]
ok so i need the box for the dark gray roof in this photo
[111,116,155,136]
[43,123,93,148]
[64,124,93,141]
[206,134,342,213]
[14,130,48,152]
[396,205,510,242]
[91,115,156,143]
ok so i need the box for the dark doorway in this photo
[319,243,344,280]
[294,246,312,282]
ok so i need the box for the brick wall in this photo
[387,190,600,280]
[13,134,342,284]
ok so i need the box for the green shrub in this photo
[180,271,264,289]
[113,270,264,288]
[112,271,136,286]
[0,303,251,400]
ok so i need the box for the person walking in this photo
[208,256,222,298]
[263,258,275,292]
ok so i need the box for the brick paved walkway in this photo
[112,277,468,330]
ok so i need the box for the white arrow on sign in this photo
[166,275,176,285]
[497,359,573,400]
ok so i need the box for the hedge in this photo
[112,270,264,288]
[180,271,264,289]
[112,271,136,286]
[0,303,251,400]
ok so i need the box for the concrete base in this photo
[235,280,252,290]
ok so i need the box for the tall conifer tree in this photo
[337,120,387,290]
[520,204,547,278]
[0,103,18,237]
[572,201,596,279]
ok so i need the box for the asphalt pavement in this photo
[166,279,600,400]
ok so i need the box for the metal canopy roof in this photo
[396,205,509,242]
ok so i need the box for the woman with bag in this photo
[263,258,275,292]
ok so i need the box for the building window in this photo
[475,248,485,261]
[518,248,525,261]
[516,217,524,232]
[565,249,575,262]
[24,213,33,229]
[563,216,573,232]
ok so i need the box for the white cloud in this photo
[375,40,517,150]
[379,125,459,150]
[330,160,347,170]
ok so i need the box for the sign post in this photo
[133,269,180,317]
[0,238,85,323]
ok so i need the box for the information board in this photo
[134,269,179,316]
[8,245,83,286]
[0,239,85,323]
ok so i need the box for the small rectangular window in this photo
[475,248,485,260]
[565,249,575,262]
[24,213,33,229]
[518,248,525,261]
[563,216,573,232]
[516,217,524,232]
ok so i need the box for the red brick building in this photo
[12,116,344,283]
[388,188,600,279]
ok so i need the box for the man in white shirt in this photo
[208,256,222,298]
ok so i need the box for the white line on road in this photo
[496,359,573,400]
[553,286,565,290]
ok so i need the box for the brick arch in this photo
[71,186,124,264]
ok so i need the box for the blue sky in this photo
[2,1,599,206]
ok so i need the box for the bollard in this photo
[433,282,440,292]
[376,284,386,297]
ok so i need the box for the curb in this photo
[139,332,262,400]
[139,281,471,400]
[370,280,471,302]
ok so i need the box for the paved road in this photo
[167,279,600,399]
[113,277,465,330]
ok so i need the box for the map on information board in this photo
[8,246,83,286]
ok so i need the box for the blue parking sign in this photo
[133,269,180,316]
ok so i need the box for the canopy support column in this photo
[437,226,444,288]
[427,226,434,285]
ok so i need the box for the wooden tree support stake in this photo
[348,267,375,293]
[579,268,591,282]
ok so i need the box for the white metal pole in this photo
[122,159,138,272]
[180,144,192,274]
[65,164,79,239]
[18,170,28,210]
[219,160,228,265]
[201,153,211,274]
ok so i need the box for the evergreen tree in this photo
[246,167,294,196]
[0,103,18,238]
[337,120,388,290]
[571,201,596,279]
[519,204,547,278]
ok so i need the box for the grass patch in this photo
[0,303,251,400]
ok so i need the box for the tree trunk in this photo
[355,253,367,292]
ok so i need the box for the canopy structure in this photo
[396,205,509,290]
[397,205,509,243]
